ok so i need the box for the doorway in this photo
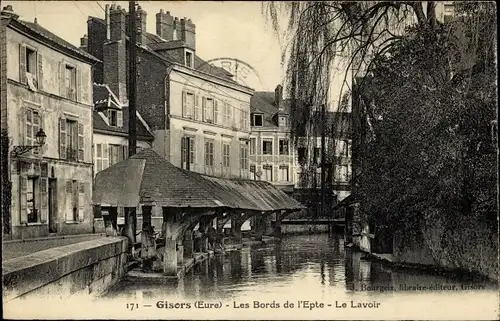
[48,178,57,233]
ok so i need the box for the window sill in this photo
[26,222,45,226]
[65,221,81,224]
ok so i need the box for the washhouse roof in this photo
[93,148,305,212]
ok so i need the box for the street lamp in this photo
[10,128,47,157]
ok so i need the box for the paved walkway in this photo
[2,234,106,261]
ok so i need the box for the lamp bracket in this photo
[10,146,39,157]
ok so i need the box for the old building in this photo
[84,5,254,182]
[250,85,352,206]
[1,5,99,239]
[91,83,154,175]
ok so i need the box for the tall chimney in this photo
[180,18,196,50]
[156,9,174,41]
[103,5,127,102]
[79,34,88,51]
[136,5,147,44]
[1,5,19,19]
[275,84,283,109]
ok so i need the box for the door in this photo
[48,178,57,233]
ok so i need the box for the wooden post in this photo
[162,207,178,276]
[231,214,242,244]
[274,211,282,238]
[141,205,156,272]
[124,207,137,246]
[254,214,264,241]
[183,230,194,258]
[177,238,184,265]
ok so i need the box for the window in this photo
[263,165,273,181]
[279,116,288,127]
[94,143,109,174]
[25,109,41,155]
[25,47,37,75]
[109,144,127,166]
[250,138,256,155]
[204,140,214,167]
[182,91,195,119]
[214,100,219,124]
[250,165,256,180]
[298,147,307,164]
[279,165,289,182]
[279,139,289,155]
[262,139,273,155]
[240,144,249,171]
[182,137,196,170]
[252,114,263,127]
[185,50,193,68]
[27,176,39,223]
[313,147,321,164]
[335,165,350,182]
[223,143,230,167]
[203,98,214,123]
[65,65,76,100]
[20,45,41,89]
[71,180,78,222]
[64,119,79,161]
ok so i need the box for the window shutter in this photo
[19,44,27,84]
[76,68,82,102]
[37,53,43,90]
[40,177,48,223]
[78,182,85,222]
[202,97,206,121]
[102,144,109,169]
[190,139,195,164]
[59,62,66,97]
[117,110,123,128]
[59,117,67,159]
[182,91,187,117]
[20,176,28,224]
[78,122,84,162]
[81,69,89,103]
[214,100,219,124]
[194,94,200,120]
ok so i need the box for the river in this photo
[104,234,498,319]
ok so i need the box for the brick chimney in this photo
[136,5,147,44]
[275,84,283,109]
[79,34,88,51]
[174,17,196,50]
[156,9,174,41]
[103,4,127,103]
[1,5,19,19]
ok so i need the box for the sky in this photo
[3,1,286,92]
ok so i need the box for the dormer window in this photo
[251,114,263,127]
[185,50,194,68]
[107,109,123,128]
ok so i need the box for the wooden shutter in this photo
[20,175,28,224]
[117,110,123,128]
[214,100,219,124]
[40,177,48,223]
[202,97,206,121]
[37,52,43,90]
[76,68,82,102]
[190,138,195,164]
[78,122,84,162]
[195,94,200,120]
[182,91,187,117]
[59,117,67,159]
[19,44,27,84]
[181,137,186,167]
[78,182,85,222]
[81,69,89,103]
[59,62,66,97]
[65,180,72,221]
[102,144,109,169]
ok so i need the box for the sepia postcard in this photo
[1,1,498,319]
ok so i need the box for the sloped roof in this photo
[93,149,305,212]
[92,84,153,140]
[7,18,99,63]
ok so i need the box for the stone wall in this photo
[2,237,128,302]
[393,217,498,280]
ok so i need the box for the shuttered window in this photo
[94,143,109,174]
[182,91,195,119]
[194,94,200,120]
[222,143,230,167]
[214,100,219,124]
[59,117,84,162]
[78,182,85,222]
[19,44,41,90]
[26,176,39,223]
[25,109,41,155]
[204,140,214,167]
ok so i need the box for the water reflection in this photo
[106,234,496,301]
